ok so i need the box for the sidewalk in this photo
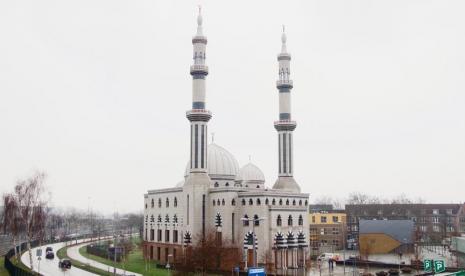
[67,241,142,276]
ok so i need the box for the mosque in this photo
[143,9,309,270]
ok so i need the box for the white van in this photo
[317,253,340,261]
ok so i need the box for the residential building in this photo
[309,209,346,256]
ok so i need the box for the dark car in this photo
[58,259,72,269]
[46,246,53,253]
[45,251,54,259]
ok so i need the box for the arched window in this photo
[272,198,276,205]
[151,199,154,208]
[166,198,170,207]
[288,215,293,226]
[256,185,260,188]
[286,199,290,206]
[265,198,269,205]
[256,198,261,205]
[305,200,308,206]
[217,199,220,206]
[292,199,296,206]
[222,199,225,206]
[254,215,260,226]
[174,197,178,207]
[243,215,249,226]
[158,198,162,208]
[299,200,302,206]
[242,199,246,206]
[279,199,283,205]
[277,215,282,226]
[246,185,249,188]
[157,215,162,223]
[213,200,216,206]
[214,182,219,187]
[298,215,303,226]
[249,199,253,205]
[165,214,170,223]
[231,199,236,206]
[145,203,148,209]
[225,182,230,187]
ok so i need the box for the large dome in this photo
[184,143,239,180]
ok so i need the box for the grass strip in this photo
[57,245,114,276]
[79,244,171,276]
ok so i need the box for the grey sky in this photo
[1,0,464,213]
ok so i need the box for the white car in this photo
[318,253,340,261]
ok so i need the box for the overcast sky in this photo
[1,0,464,214]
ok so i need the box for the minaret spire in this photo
[186,7,210,173]
[272,27,301,193]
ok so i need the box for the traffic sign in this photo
[434,260,446,273]
[248,267,266,276]
[36,248,42,257]
[424,259,433,272]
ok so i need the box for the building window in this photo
[288,215,293,226]
[222,199,225,206]
[305,200,308,206]
[231,199,236,206]
[256,198,261,205]
[165,230,170,242]
[225,182,230,186]
[174,197,177,207]
[157,215,162,223]
[299,200,302,206]
[256,185,260,188]
[242,199,246,206]
[249,199,253,205]
[433,225,440,232]
[321,216,327,223]
[433,209,439,215]
[432,217,440,223]
[158,198,162,208]
[165,215,170,224]
[217,199,220,206]
[272,199,276,205]
[173,214,178,224]
[157,229,162,241]
[312,216,315,223]
[150,229,154,241]
[243,215,249,226]
[265,198,269,205]
[292,199,296,206]
[286,199,290,205]
[332,216,339,223]
[298,215,303,226]
[151,199,154,208]
[279,199,283,205]
[214,182,219,187]
[446,209,453,215]
[254,215,260,226]
[332,228,339,235]
[277,215,282,226]
[213,200,216,206]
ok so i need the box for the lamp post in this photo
[336,220,347,275]
[241,216,265,268]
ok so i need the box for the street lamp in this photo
[336,221,347,275]
[241,216,265,268]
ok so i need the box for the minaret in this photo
[184,7,211,242]
[272,27,301,193]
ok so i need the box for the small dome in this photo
[238,163,265,183]
[184,143,239,180]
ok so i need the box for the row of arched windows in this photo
[147,197,178,209]
[275,214,304,227]
[241,198,308,207]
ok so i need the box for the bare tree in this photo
[13,171,48,270]
[347,192,381,205]
[1,193,22,260]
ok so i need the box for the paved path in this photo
[21,238,98,276]
[67,241,142,276]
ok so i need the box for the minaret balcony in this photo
[186,109,212,122]
[274,120,297,131]
[276,80,293,89]
[190,65,209,75]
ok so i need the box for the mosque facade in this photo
[143,10,309,270]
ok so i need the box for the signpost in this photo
[434,260,446,273]
[248,267,266,276]
[424,260,433,273]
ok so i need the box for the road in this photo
[21,239,98,276]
